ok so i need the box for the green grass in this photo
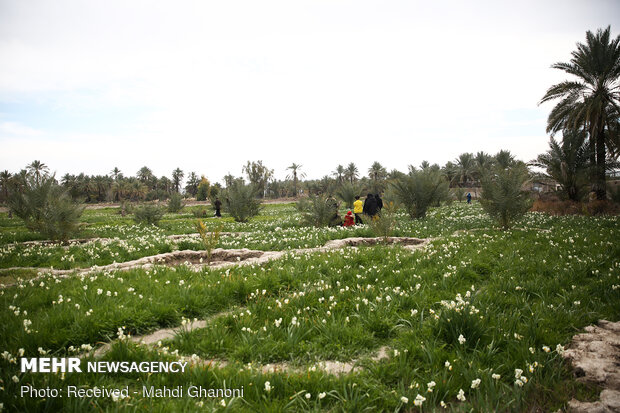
[0,202,618,412]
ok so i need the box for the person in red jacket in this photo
[343,211,355,227]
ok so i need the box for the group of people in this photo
[329,193,384,227]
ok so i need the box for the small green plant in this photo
[390,169,449,219]
[133,204,164,226]
[335,182,360,209]
[223,181,261,222]
[363,201,396,242]
[480,164,533,229]
[451,187,466,202]
[8,175,84,242]
[297,195,334,227]
[167,193,185,213]
[190,207,208,218]
[195,220,222,263]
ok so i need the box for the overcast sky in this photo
[1,0,619,184]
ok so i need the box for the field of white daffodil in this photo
[0,202,619,412]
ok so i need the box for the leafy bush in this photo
[480,164,532,229]
[335,182,360,209]
[167,193,185,213]
[451,187,466,202]
[223,182,261,222]
[196,220,222,263]
[296,195,335,227]
[8,175,84,242]
[363,201,396,241]
[133,204,165,226]
[196,178,210,201]
[190,207,208,218]
[390,169,449,219]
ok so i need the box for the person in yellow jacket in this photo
[353,195,363,224]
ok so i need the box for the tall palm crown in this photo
[344,163,359,183]
[368,162,387,182]
[455,153,475,186]
[286,163,306,196]
[172,168,184,193]
[27,160,49,184]
[540,26,620,199]
[332,165,345,182]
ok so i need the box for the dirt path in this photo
[563,320,620,412]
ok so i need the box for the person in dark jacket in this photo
[214,198,222,217]
[363,193,378,217]
[467,192,472,204]
[375,194,383,213]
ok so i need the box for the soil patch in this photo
[563,320,620,412]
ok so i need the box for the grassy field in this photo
[0,202,618,412]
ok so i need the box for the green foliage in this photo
[167,193,185,213]
[451,187,466,202]
[297,195,335,227]
[363,201,396,241]
[133,204,165,226]
[223,181,261,222]
[390,168,449,219]
[195,220,222,263]
[335,182,360,209]
[531,129,591,201]
[196,177,210,201]
[480,164,533,229]
[190,207,208,218]
[7,175,84,242]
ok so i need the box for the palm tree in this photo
[27,160,49,184]
[344,163,359,183]
[530,129,591,201]
[0,170,11,202]
[454,153,475,187]
[110,167,122,181]
[172,168,184,193]
[540,26,620,200]
[137,166,154,188]
[286,163,306,197]
[495,150,516,169]
[368,161,387,182]
[473,151,493,184]
[332,165,345,183]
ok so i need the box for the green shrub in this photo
[335,182,360,209]
[297,195,335,227]
[190,207,208,218]
[363,201,396,241]
[8,175,84,242]
[451,187,466,202]
[223,182,261,222]
[196,220,222,263]
[390,169,449,219]
[196,178,210,201]
[480,164,532,229]
[167,193,185,213]
[133,204,165,226]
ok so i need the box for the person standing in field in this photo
[363,193,378,218]
[353,195,363,224]
[375,194,383,214]
[467,192,472,204]
[214,197,222,217]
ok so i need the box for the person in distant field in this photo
[353,195,363,224]
[343,211,355,227]
[214,197,222,217]
[363,193,378,218]
[466,192,472,204]
[375,194,383,213]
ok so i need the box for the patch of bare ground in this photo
[563,320,620,413]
